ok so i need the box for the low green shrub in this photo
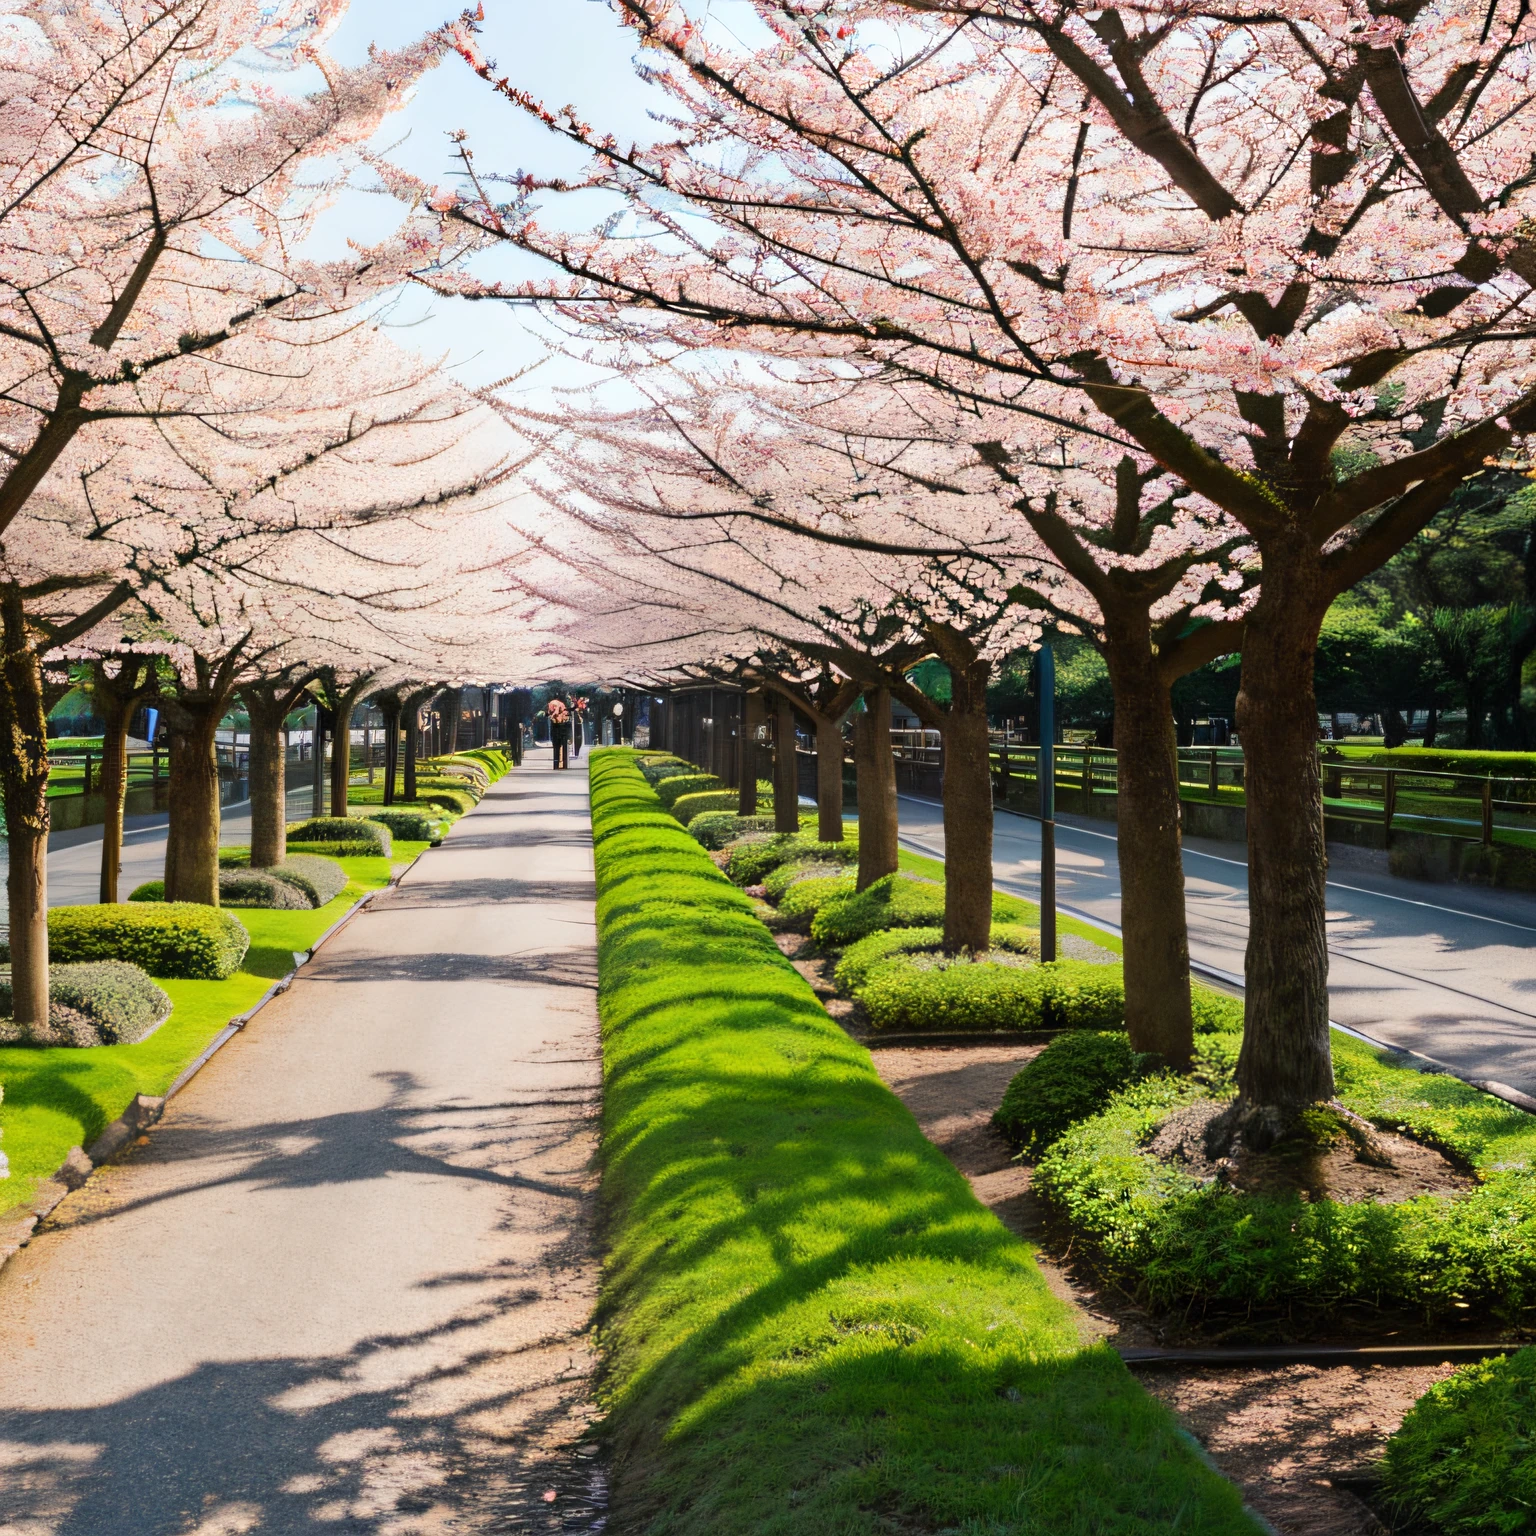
[654,771,722,809]
[688,812,777,850]
[672,788,768,825]
[636,754,690,785]
[858,953,1125,1033]
[762,857,853,903]
[995,1032,1154,1154]
[584,747,1255,1535]
[833,924,1038,992]
[0,961,172,1047]
[48,903,250,980]
[726,830,858,886]
[776,871,858,923]
[268,854,347,908]
[414,774,481,804]
[217,869,311,910]
[1380,1348,1536,1534]
[127,880,163,901]
[810,872,1028,947]
[288,816,391,855]
[357,807,437,841]
[404,788,474,817]
[459,747,511,780]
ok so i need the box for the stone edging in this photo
[0,849,431,1276]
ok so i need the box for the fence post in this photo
[1384,769,1396,840]
[1484,777,1495,847]
[1208,748,1218,798]
[82,750,92,796]
[997,737,1010,802]
[152,747,161,784]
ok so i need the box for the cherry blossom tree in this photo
[432,0,1536,1117]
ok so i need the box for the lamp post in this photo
[1038,644,1056,963]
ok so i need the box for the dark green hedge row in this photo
[585,748,1256,1535]
[289,817,391,855]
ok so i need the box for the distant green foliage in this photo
[833,924,1038,992]
[358,807,438,841]
[47,903,250,980]
[995,1032,1153,1155]
[1381,1349,1536,1534]
[810,872,1028,947]
[289,816,391,855]
[583,748,1256,1536]
[654,771,723,809]
[0,961,170,1047]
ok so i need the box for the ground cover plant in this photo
[287,816,391,857]
[0,848,406,1217]
[1379,1348,1536,1535]
[586,747,1258,1535]
[994,1032,1157,1155]
[688,811,777,850]
[832,924,1038,992]
[1032,1027,1536,1320]
[810,872,1029,948]
[652,771,722,809]
[356,807,440,842]
[44,903,250,980]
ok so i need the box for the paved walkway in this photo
[898,796,1536,1096]
[0,760,604,1533]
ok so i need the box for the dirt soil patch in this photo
[1150,1097,1474,1204]
[862,1040,1461,1536]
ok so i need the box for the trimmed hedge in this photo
[654,771,722,809]
[289,816,391,856]
[762,856,854,904]
[858,953,1125,1033]
[1380,1348,1536,1534]
[358,807,438,841]
[269,854,348,908]
[727,830,858,886]
[811,872,1028,948]
[672,788,774,826]
[994,1032,1154,1155]
[689,812,778,850]
[403,788,474,818]
[834,924,1038,993]
[585,747,1257,1535]
[48,903,250,980]
[0,961,172,1048]
[218,870,311,910]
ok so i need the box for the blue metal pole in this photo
[1038,644,1056,963]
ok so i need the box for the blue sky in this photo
[314,0,671,391]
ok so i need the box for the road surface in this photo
[897,795,1536,1098]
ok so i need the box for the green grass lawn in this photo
[589,749,1257,1534]
[0,846,421,1218]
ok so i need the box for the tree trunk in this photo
[97,692,131,904]
[814,715,846,842]
[329,696,357,817]
[773,695,799,834]
[738,690,763,815]
[245,701,288,869]
[163,704,222,905]
[1233,537,1334,1112]
[0,587,50,1027]
[854,688,899,892]
[382,700,401,805]
[1422,704,1439,749]
[443,688,462,756]
[404,704,421,801]
[939,663,994,954]
[1103,626,1193,1069]
[1383,706,1409,749]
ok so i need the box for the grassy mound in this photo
[586,747,1257,1534]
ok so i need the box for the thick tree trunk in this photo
[854,688,899,892]
[0,589,50,1027]
[738,690,764,815]
[772,695,799,834]
[1103,627,1193,1069]
[443,688,462,756]
[815,715,845,842]
[329,697,357,817]
[1234,537,1334,1112]
[940,664,994,954]
[404,704,421,801]
[97,694,131,904]
[245,701,287,869]
[1422,705,1439,749]
[163,705,222,905]
[382,701,401,805]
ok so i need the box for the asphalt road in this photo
[0,760,604,1533]
[897,795,1536,1098]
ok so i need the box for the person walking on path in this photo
[548,697,570,769]
[571,696,587,759]
[0,757,604,1530]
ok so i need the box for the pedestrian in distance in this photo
[548,698,571,769]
